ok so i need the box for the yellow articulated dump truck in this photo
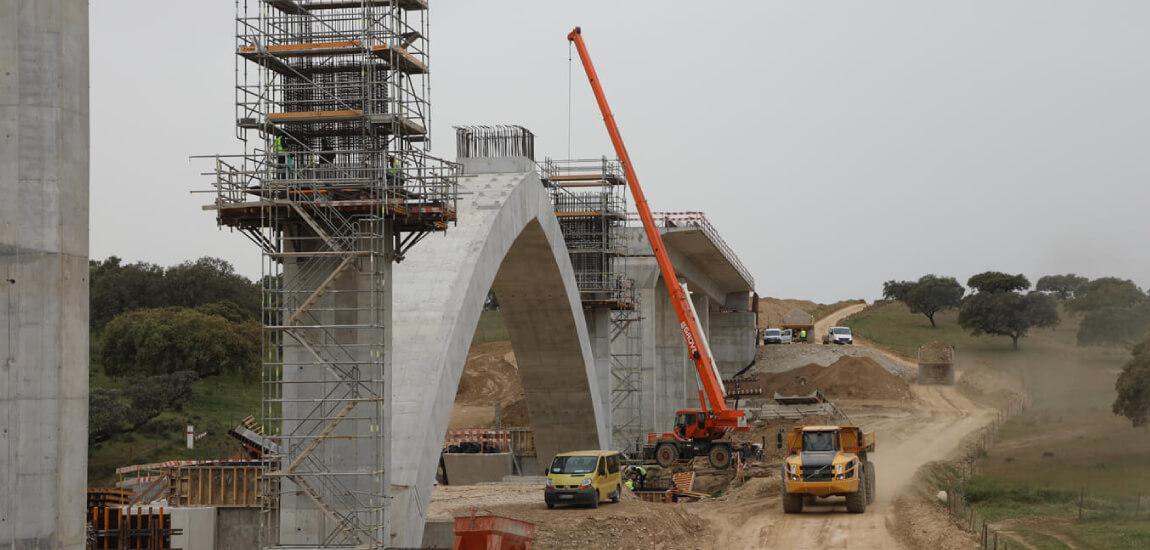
[779,425,876,513]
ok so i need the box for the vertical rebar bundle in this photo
[455,125,536,160]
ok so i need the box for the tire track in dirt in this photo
[691,342,994,548]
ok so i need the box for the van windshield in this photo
[765,329,780,336]
[550,455,599,475]
[832,328,852,335]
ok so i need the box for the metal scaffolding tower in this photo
[540,158,631,309]
[609,294,644,452]
[540,158,643,451]
[200,1,456,547]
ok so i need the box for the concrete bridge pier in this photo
[1,2,89,548]
[619,221,757,437]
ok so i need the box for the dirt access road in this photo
[696,307,992,548]
[812,302,868,342]
[696,386,989,548]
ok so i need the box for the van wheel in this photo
[845,473,867,513]
[782,493,804,513]
[611,486,621,503]
[655,443,679,468]
[589,493,600,509]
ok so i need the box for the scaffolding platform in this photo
[544,173,624,186]
[206,199,455,233]
[265,111,427,136]
[371,43,429,74]
[268,0,428,14]
[239,40,363,57]
[240,42,428,75]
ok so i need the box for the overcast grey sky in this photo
[90,1,1150,303]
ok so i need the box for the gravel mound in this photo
[756,356,912,401]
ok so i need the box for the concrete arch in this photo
[389,159,609,547]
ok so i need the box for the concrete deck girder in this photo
[616,222,758,436]
[389,159,608,548]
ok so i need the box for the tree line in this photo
[89,256,262,444]
[882,272,1058,349]
[882,272,1150,428]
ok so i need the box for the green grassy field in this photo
[850,302,1149,548]
[88,309,510,485]
[88,364,261,485]
[473,310,510,343]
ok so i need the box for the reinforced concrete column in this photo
[584,307,611,435]
[277,226,391,547]
[652,278,689,434]
[711,310,758,377]
[1,2,90,548]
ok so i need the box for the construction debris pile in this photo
[745,356,913,401]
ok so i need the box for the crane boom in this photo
[567,27,742,428]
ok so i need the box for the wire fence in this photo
[940,395,1150,549]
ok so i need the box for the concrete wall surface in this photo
[388,163,608,547]
[710,311,758,376]
[214,508,260,550]
[0,2,90,548]
[442,453,515,486]
[421,520,455,550]
[169,508,217,550]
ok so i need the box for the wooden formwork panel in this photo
[168,465,263,508]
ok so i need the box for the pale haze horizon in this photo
[89,1,1150,303]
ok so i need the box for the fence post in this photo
[1137,493,1142,519]
[982,523,988,548]
[1078,487,1085,521]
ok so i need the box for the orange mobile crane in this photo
[568,27,750,469]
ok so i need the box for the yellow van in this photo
[544,450,623,509]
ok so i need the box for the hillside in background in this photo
[847,301,1150,546]
[87,256,262,484]
[757,297,865,328]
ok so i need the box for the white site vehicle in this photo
[824,326,854,345]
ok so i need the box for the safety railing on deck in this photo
[629,211,755,289]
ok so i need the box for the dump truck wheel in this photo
[546,502,554,509]
[865,461,876,504]
[708,444,732,469]
[845,473,867,513]
[783,493,804,513]
[655,443,679,468]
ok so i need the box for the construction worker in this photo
[624,478,635,491]
[274,135,287,179]
[633,465,647,490]
[800,329,807,342]
[387,155,401,184]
